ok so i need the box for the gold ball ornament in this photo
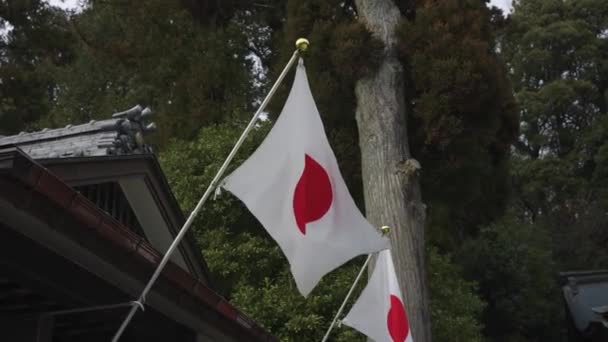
[295,38,310,52]
[380,226,391,235]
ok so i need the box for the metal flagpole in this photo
[111,38,310,342]
[320,253,372,342]
[320,226,390,342]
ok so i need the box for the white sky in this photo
[489,0,513,13]
[47,0,81,11]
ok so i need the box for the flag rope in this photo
[320,253,374,342]
[111,43,306,342]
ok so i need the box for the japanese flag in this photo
[221,59,389,296]
[343,249,413,342]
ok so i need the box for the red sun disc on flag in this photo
[293,154,333,235]
[387,295,409,342]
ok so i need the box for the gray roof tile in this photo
[0,105,156,160]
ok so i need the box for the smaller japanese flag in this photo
[221,59,389,296]
[343,249,413,342]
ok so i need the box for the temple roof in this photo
[561,270,608,336]
[0,105,156,159]
[0,147,276,341]
[0,105,211,281]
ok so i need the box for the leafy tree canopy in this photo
[502,0,608,269]
[397,0,519,248]
[0,0,75,134]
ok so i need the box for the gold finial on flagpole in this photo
[380,225,391,235]
[296,38,310,52]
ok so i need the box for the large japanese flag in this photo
[221,59,389,296]
[343,249,413,342]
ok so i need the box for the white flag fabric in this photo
[343,249,413,342]
[221,59,389,296]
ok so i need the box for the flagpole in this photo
[111,38,310,342]
[320,253,373,342]
[320,226,390,342]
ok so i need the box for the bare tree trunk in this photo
[354,1,432,341]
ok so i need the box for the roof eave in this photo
[0,147,276,342]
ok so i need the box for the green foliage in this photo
[435,0,608,340]
[396,0,519,248]
[231,262,366,342]
[428,248,485,342]
[503,0,608,165]
[0,0,76,134]
[40,0,258,144]
[459,215,562,341]
[266,0,385,209]
[275,0,383,124]
[159,121,268,234]
[502,0,608,271]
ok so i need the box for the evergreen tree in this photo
[397,0,519,248]
[459,214,562,340]
[470,0,608,340]
[502,0,608,270]
[269,0,383,205]
[0,0,75,134]
[42,0,259,144]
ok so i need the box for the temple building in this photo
[0,105,275,341]
[561,270,608,341]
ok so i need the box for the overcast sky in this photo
[47,0,81,11]
[490,0,513,13]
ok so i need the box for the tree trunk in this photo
[354,1,432,341]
